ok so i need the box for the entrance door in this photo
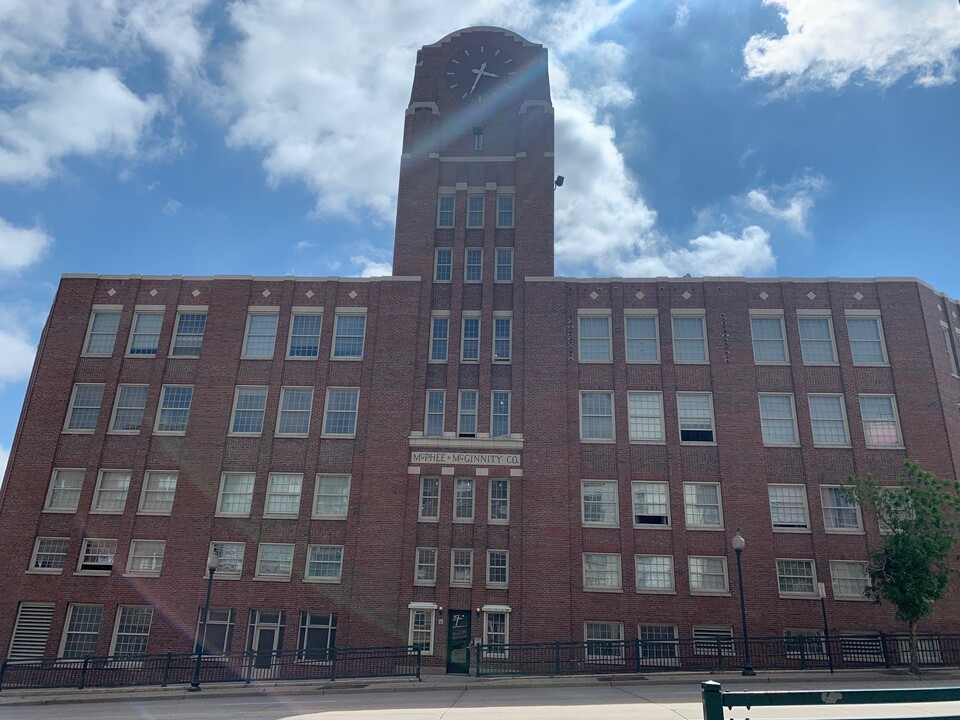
[249,610,283,678]
[446,609,472,673]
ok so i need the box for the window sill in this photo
[772,528,812,534]
[812,444,852,449]
[673,361,710,365]
[253,576,292,582]
[26,569,63,575]
[487,520,509,526]
[802,362,840,367]
[763,443,801,449]
[89,509,124,515]
[583,588,623,593]
[263,514,300,520]
[690,591,731,597]
[153,431,187,437]
[122,573,160,579]
[215,513,252,519]
[167,354,200,359]
[124,354,158,359]
[413,582,437,588]
[74,571,112,577]
[42,508,78,514]
[210,575,241,581]
[824,529,864,535]
[579,439,616,444]
[62,429,95,435]
[228,433,263,438]
[486,584,509,590]
[329,357,363,362]
[320,434,357,439]
[582,523,620,529]
[303,577,342,584]
[834,596,870,602]
[754,361,790,366]
[285,356,320,361]
[578,359,613,364]
[629,440,666,445]
[679,441,717,447]
[686,526,725,531]
[851,363,890,368]
[311,515,348,521]
[427,359,448,364]
[635,589,676,595]
[240,356,276,361]
[274,434,309,439]
[625,360,662,365]
[778,594,820,600]
[417,518,440,524]
[864,445,905,451]
[633,524,672,530]
[452,519,475,524]
[107,430,141,436]
[459,360,480,364]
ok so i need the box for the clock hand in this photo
[480,70,500,78]
[469,62,487,94]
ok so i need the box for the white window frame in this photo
[671,311,709,364]
[168,307,207,358]
[44,469,85,513]
[304,545,344,584]
[466,195,484,228]
[584,621,625,663]
[776,558,818,598]
[429,314,449,363]
[408,605,436,655]
[29,537,70,574]
[215,472,255,518]
[758,393,800,446]
[579,390,615,443]
[491,390,510,438]
[797,313,839,365]
[424,389,445,437]
[137,471,178,515]
[632,481,670,528]
[209,541,244,580]
[109,605,154,657]
[768,484,810,532]
[241,309,280,359]
[263,473,303,518]
[453,477,475,523]
[858,394,904,448]
[275,386,313,437]
[125,308,164,357]
[749,312,788,364]
[830,560,870,600]
[255,543,295,581]
[820,485,863,533]
[464,247,483,282]
[683,482,723,529]
[634,554,676,594]
[418,477,440,522]
[677,392,716,444]
[627,391,665,443]
[229,385,269,436]
[195,608,235,656]
[580,480,619,528]
[414,547,437,586]
[578,311,613,363]
[434,248,453,282]
[582,553,623,592]
[108,384,149,434]
[624,311,660,363]
[450,548,474,587]
[312,474,351,519]
[60,604,103,659]
[688,556,730,595]
[808,394,851,447]
[285,309,323,359]
[483,609,510,654]
[638,624,680,665]
[63,383,105,433]
[82,307,122,357]
[496,194,514,228]
[331,311,367,360]
[461,314,481,362]
[458,389,478,437]
[437,195,455,228]
[90,469,132,514]
[495,247,513,282]
[152,384,193,435]
[76,538,117,575]
[321,387,360,437]
[492,314,512,362]
[488,478,510,524]
[845,312,889,366]
[487,549,509,588]
[125,540,166,577]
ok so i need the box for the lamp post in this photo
[188,554,220,692]
[731,530,755,676]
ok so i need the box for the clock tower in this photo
[392,27,554,279]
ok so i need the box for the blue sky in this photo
[1,0,959,474]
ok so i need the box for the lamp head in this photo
[206,555,220,573]
[731,530,745,552]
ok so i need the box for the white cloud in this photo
[744,0,960,94]
[351,256,393,278]
[295,240,316,251]
[0,217,52,271]
[674,3,690,28]
[743,174,825,234]
[163,198,183,215]
[0,306,37,386]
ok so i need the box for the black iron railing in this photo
[476,634,960,677]
[0,645,421,692]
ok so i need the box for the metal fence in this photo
[0,645,421,692]
[476,634,960,677]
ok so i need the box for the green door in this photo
[446,609,472,673]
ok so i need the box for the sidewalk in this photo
[2,667,959,708]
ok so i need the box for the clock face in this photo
[445,45,515,103]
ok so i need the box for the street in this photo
[4,678,960,720]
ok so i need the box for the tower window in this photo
[473,126,483,151]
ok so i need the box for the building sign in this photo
[411,451,520,466]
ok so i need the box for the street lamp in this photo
[731,530,755,676]
[188,554,220,692]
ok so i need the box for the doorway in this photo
[446,609,472,673]
[249,610,283,679]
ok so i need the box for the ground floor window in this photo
[692,625,734,656]
[195,608,235,655]
[783,629,827,660]
[638,624,679,666]
[298,612,337,661]
[408,607,436,655]
[111,606,154,657]
[61,604,103,659]
[483,612,509,657]
[584,621,624,663]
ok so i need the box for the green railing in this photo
[701,681,960,720]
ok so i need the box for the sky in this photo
[1,0,959,476]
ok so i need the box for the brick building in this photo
[2,26,960,671]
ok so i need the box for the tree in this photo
[843,461,960,674]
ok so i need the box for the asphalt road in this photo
[5,679,960,720]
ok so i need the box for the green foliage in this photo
[843,461,960,625]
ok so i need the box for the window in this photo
[632,481,670,527]
[127,311,163,356]
[943,326,959,375]
[243,311,279,358]
[77,538,117,574]
[230,386,268,435]
[688,556,729,594]
[461,316,480,361]
[425,390,445,436]
[276,387,313,436]
[578,314,612,362]
[465,248,483,282]
[210,542,244,579]
[216,473,255,517]
[777,559,817,597]
[489,478,509,523]
[579,391,614,441]
[109,384,148,433]
[496,195,514,227]
[434,248,452,282]
[859,395,903,447]
[798,316,837,364]
[581,480,619,527]
[430,316,449,362]
[305,545,343,583]
[467,195,484,228]
[170,311,207,357]
[264,473,303,517]
[419,477,440,521]
[784,629,827,660]
[830,560,870,600]
[693,626,735,656]
[196,608,234,656]
[584,622,624,662]
[437,195,455,228]
[454,478,475,521]
[91,470,131,513]
[684,483,722,528]
[409,607,435,654]
[677,392,715,443]
[639,624,679,665]
[256,543,294,580]
[111,606,153,656]
[493,316,511,361]
[298,612,337,660]
[750,315,788,363]
[64,383,104,432]
[808,394,850,446]
[322,387,359,436]
[768,484,810,530]
[154,385,193,434]
[30,537,69,573]
[451,549,473,586]
[627,391,664,442]
[846,316,887,365]
[126,540,165,576]
[313,475,350,518]
[671,314,708,363]
[332,313,366,359]
[820,486,862,532]
[45,469,84,512]
[495,247,513,282]
[625,314,659,362]
[458,390,478,436]
[487,550,509,587]
[415,547,437,586]
[287,312,322,358]
[758,393,799,445]
[61,604,103,659]
[484,611,509,652]
[635,555,675,593]
[139,471,177,515]
[83,309,121,356]
[583,553,622,591]
[491,391,510,438]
